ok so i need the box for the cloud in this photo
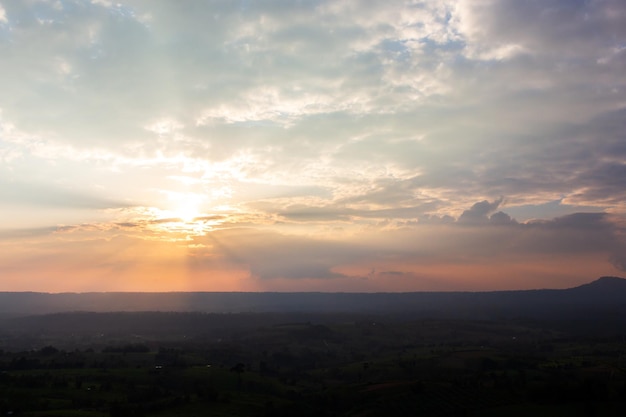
[194,229,358,280]
[1,0,624,212]
[0,4,7,25]
[185,202,626,281]
[489,211,515,225]
[1,1,626,290]
[272,203,436,223]
[0,179,130,209]
[454,0,626,60]
[0,226,58,240]
[609,248,626,272]
[458,197,504,224]
[1,200,625,290]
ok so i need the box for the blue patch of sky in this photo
[422,36,464,51]
[379,39,411,64]
[102,2,138,21]
[0,23,10,42]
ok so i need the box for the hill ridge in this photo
[569,275,626,290]
[0,276,625,318]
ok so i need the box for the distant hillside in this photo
[566,275,626,294]
[0,276,625,319]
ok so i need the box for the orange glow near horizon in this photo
[1,223,620,293]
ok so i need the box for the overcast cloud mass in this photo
[1,0,625,292]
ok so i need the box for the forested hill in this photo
[0,276,625,319]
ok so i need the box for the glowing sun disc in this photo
[175,205,200,222]
[163,191,205,223]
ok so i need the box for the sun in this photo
[165,192,204,223]
[174,204,200,223]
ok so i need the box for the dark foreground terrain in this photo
[0,277,625,416]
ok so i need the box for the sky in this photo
[1,0,625,292]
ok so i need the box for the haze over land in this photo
[1,277,625,320]
[1,1,626,292]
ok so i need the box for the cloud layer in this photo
[0,0,625,291]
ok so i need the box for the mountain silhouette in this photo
[569,275,626,291]
[0,276,625,320]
